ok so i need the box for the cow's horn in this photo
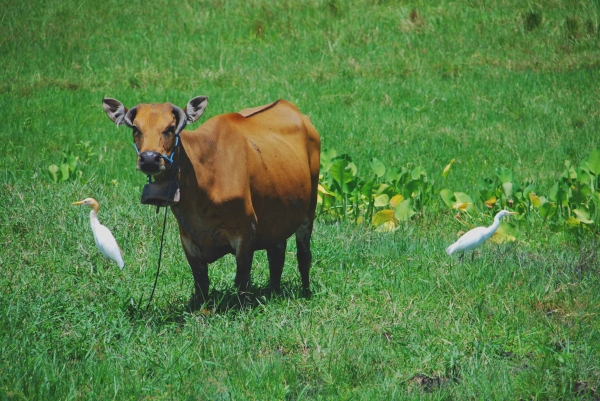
[124,106,138,128]
[172,104,187,135]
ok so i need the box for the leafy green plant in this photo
[318,149,435,231]
[75,140,97,164]
[47,150,82,183]
[437,148,600,235]
[318,147,600,237]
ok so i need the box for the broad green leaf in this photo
[585,148,600,175]
[318,184,334,197]
[491,221,518,243]
[564,216,580,227]
[502,182,513,198]
[442,159,455,179]
[555,182,569,206]
[67,153,78,172]
[523,183,535,199]
[372,209,397,228]
[389,194,404,208]
[539,201,557,219]
[48,165,59,183]
[484,196,497,208]
[59,163,69,181]
[374,194,390,207]
[394,199,416,221]
[320,148,338,172]
[577,168,589,183]
[386,167,402,183]
[370,158,386,178]
[360,179,375,197]
[454,192,473,205]
[375,220,399,233]
[548,182,559,201]
[453,202,470,211]
[411,166,426,181]
[579,184,591,198]
[573,208,593,224]
[375,184,392,196]
[439,189,455,207]
[330,160,352,186]
[496,167,513,184]
[347,161,358,177]
[562,163,577,180]
[529,193,541,207]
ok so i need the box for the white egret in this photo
[73,198,124,269]
[446,210,518,261]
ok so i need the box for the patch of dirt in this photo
[574,381,599,400]
[409,374,451,393]
[573,243,600,277]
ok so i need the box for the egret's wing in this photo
[447,226,487,255]
[95,223,125,268]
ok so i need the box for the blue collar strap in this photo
[132,133,180,164]
[133,132,181,183]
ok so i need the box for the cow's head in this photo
[102,96,208,175]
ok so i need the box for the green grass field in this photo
[2,0,600,399]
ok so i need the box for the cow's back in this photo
[180,100,320,248]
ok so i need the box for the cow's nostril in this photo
[139,151,162,172]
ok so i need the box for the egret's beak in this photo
[508,212,518,215]
[72,200,85,206]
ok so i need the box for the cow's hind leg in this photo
[233,230,257,298]
[267,241,287,294]
[295,217,313,293]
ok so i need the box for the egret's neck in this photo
[89,209,99,227]
[486,214,503,236]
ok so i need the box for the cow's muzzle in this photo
[138,151,165,174]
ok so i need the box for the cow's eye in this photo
[163,127,174,137]
[133,128,142,139]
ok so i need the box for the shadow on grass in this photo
[123,282,312,326]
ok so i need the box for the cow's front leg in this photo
[180,233,209,303]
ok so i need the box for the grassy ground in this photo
[1,0,600,399]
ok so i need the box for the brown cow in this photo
[102,97,321,302]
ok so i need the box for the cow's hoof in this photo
[268,286,282,298]
[189,294,208,311]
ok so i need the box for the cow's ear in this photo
[185,96,208,123]
[103,98,128,126]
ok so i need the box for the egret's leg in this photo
[458,252,464,262]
